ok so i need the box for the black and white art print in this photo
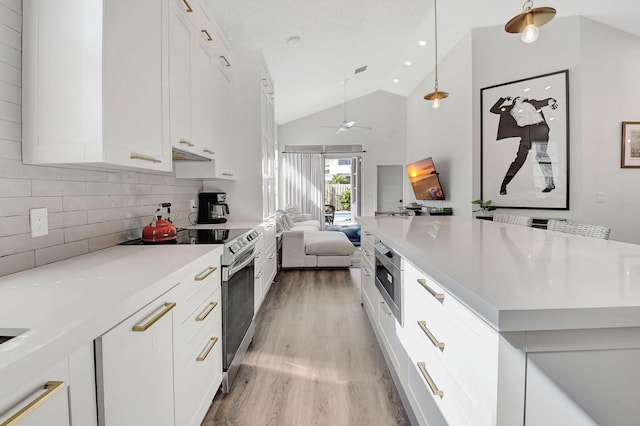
[481,70,569,209]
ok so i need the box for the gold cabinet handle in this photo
[179,139,194,147]
[417,278,444,302]
[202,149,215,154]
[196,337,218,361]
[194,266,217,281]
[418,321,445,351]
[267,253,275,260]
[221,172,234,176]
[132,302,176,332]
[380,301,392,317]
[417,362,444,398]
[130,153,161,163]
[0,381,64,426]
[195,302,217,322]
[182,0,193,12]
[362,268,372,277]
[255,270,264,279]
[202,29,213,41]
[254,251,262,259]
[364,231,372,235]
[219,55,231,67]
[362,249,371,257]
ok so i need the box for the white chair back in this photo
[492,213,533,227]
[547,220,611,240]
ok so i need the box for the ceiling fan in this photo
[321,79,371,134]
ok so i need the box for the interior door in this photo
[377,165,404,212]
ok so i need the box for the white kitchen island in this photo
[357,215,640,426]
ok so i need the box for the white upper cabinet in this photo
[173,0,237,179]
[169,0,221,161]
[22,0,172,172]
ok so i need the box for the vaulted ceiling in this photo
[207,0,640,124]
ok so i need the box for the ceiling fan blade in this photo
[350,125,372,131]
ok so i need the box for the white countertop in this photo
[357,216,640,332]
[0,244,222,383]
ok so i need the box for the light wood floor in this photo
[202,268,410,425]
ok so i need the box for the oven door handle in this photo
[227,247,255,278]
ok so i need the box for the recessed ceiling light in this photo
[524,87,531,92]
[393,79,400,83]
[405,61,412,66]
[418,40,427,46]
[286,36,301,48]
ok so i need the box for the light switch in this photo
[596,192,606,203]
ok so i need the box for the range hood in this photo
[172,147,212,162]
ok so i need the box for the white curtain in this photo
[281,152,324,223]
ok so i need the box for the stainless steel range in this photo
[120,227,259,393]
[217,228,259,393]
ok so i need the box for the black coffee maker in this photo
[198,192,229,224]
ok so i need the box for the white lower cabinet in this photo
[95,246,223,426]
[0,359,70,426]
[95,286,179,426]
[254,233,265,311]
[172,249,222,426]
[254,222,278,313]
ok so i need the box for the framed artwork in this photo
[480,70,569,209]
[621,122,640,168]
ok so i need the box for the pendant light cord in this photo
[433,0,439,90]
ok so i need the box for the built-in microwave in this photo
[374,241,403,325]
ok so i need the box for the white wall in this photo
[403,16,640,243]
[406,34,473,216]
[277,90,406,216]
[579,18,640,243]
[470,17,582,220]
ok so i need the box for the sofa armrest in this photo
[300,213,312,221]
[282,230,306,263]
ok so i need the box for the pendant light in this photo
[423,0,448,109]
[505,0,556,44]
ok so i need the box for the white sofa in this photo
[278,208,355,268]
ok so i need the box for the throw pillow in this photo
[282,214,294,230]
[285,205,303,222]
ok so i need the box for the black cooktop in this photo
[119,228,251,245]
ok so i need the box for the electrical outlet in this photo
[190,199,197,212]
[30,207,48,237]
[596,192,607,203]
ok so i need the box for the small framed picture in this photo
[621,122,640,168]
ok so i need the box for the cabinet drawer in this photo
[360,257,376,315]
[407,358,475,426]
[361,228,376,247]
[0,359,70,426]
[361,243,375,266]
[175,285,222,362]
[174,249,221,319]
[377,293,402,372]
[174,318,222,426]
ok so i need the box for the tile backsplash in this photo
[0,1,202,277]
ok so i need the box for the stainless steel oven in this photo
[221,240,256,393]
[374,241,403,325]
